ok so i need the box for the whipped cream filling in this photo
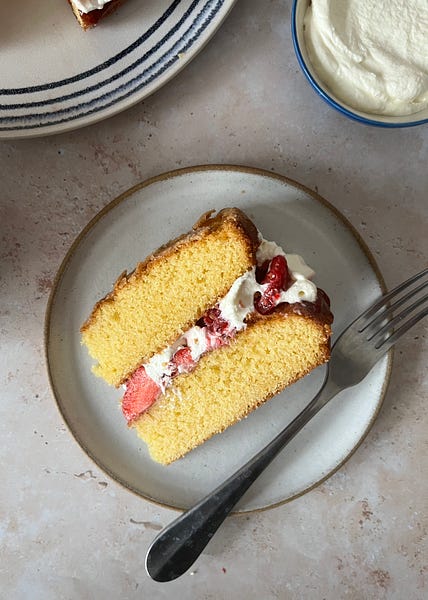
[220,237,317,330]
[140,236,317,391]
[304,0,428,116]
[144,326,208,391]
[72,0,112,13]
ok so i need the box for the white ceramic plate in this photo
[0,0,236,139]
[45,165,392,512]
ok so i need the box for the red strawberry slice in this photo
[262,255,289,289]
[254,255,290,315]
[172,346,196,373]
[203,307,230,335]
[122,366,161,423]
[254,287,281,314]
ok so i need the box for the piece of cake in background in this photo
[81,208,333,464]
[68,0,126,29]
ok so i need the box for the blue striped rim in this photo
[0,0,223,131]
[0,0,201,110]
[0,0,182,95]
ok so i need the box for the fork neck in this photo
[308,368,341,415]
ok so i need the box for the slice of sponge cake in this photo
[81,208,260,386]
[81,207,333,464]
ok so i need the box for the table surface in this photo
[1,2,427,599]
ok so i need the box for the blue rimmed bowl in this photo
[291,0,428,128]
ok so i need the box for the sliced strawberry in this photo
[254,255,290,315]
[203,307,232,338]
[254,287,282,314]
[203,308,227,334]
[122,366,161,423]
[261,255,289,290]
[172,346,196,374]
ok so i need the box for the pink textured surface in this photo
[0,1,427,598]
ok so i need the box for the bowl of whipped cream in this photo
[292,0,428,127]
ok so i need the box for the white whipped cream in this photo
[72,0,112,13]
[140,237,317,389]
[219,238,317,330]
[185,326,208,360]
[218,269,259,331]
[304,0,428,116]
[144,325,208,390]
[257,237,315,279]
[144,346,175,390]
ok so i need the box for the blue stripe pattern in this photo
[0,0,227,132]
[0,0,182,95]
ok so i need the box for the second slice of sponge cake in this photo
[136,303,332,464]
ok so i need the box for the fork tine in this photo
[375,305,428,352]
[355,267,428,330]
[361,279,428,333]
[370,291,428,345]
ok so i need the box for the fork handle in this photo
[145,375,340,582]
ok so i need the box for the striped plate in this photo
[0,0,236,139]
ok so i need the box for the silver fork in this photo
[146,268,428,582]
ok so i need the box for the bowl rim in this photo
[291,0,428,128]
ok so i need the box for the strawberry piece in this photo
[203,307,230,335]
[172,347,196,374]
[122,366,161,423]
[254,287,282,314]
[261,255,289,289]
[202,306,235,349]
[254,255,290,315]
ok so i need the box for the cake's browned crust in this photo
[68,0,126,30]
[247,287,334,329]
[81,208,260,334]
